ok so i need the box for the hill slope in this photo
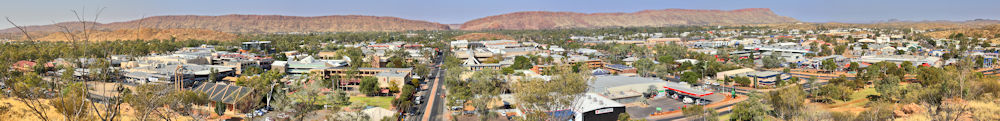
[35,28,238,41]
[460,8,799,30]
[2,14,451,33]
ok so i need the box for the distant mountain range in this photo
[460,8,798,30]
[1,14,451,33]
[2,8,998,41]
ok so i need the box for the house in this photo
[567,55,604,68]
[12,60,37,72]
[622,57,639,66]
[375,71,409,91]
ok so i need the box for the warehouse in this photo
[589,76,667,103]
[571,93,627,121]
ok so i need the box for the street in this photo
[410,54,447,121]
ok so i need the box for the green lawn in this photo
[849,87,878,100]
[717,113,732,120]
[349,96,394,108]
[827,87,878,108]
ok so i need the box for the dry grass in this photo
[0,97,197,121]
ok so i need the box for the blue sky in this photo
[2,0,999,29]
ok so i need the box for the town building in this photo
[123,63,234,86]
[856,55,942,67]
[602,64,637,76]
[589,76,667,103]
[571,93,627,121]
[240,41,273,53]
[310,67,412,88]
[191,82,253,111]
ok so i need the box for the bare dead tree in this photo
[50,17,87,121]
[5,17,35,41]
[69,7,130,121]
[5,16,53,121]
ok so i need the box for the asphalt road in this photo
[426,68,446,121]
[416,55,446,121]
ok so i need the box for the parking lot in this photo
[625,93,725,118]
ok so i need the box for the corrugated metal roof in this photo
[193,82,253,104]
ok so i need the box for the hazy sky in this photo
[2,0,999,29]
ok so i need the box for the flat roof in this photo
[663,81,714,97]
[572,93,625,113]
[590,76,663,89]
[604,64,635,70]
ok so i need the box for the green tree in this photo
[734,76,752,87]
[59,66,75,82]
[127,84,169,120]
[874,75,901,101]
[730,95,768,121]
[762,52,784,68]
[388,81,400,93]
[822,58,838,72]
[215,101,226,116]
[848,62,860,72]
[817,84,853,101]
[359,77,379,96]
[166,90,210,116]
[208,68,218,82]
[834,44,848,55]
[900,61,915,73]
[413,64,430,77]
[680,71,701,84]
[501,67,515,75]
[243,66,263,75]
[510,56,533,69]
[916,66,945,86]
[52,82,89,120]
[766,85,806,120]
[681,105,706,119]
[331,89,351,105]
[634,58,656,76]
[511,65,590,120]
[618,112,631,121]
